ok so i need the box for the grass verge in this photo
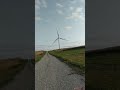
[0,58,26,88]
[49,46,85,75]
[35,51,46,63]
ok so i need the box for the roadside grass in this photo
[35,51,46,63]
[0,58,26,88]
[86,51,120,89]
[49,47,85,75]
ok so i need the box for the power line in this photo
[36,41,81,47]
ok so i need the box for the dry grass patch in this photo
[35,51,46,62]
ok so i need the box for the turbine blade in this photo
[52,38,58,45]
[60,38,68,41]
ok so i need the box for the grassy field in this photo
[86,46,120,89]
[0,58,26,88]
[49,46,85,75]
[35,51,46,62]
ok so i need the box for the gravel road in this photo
[1,61,34,90]
[35,52,85,90]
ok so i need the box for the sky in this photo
[86,0,120,51]
[35,0,85,51]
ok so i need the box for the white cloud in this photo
[70,0,84,4]
[69,7,74,10]
[35,0,47,21]
[35,5,40,9]
[56,3,63,8]
[35,0,40,9]
[64,26,72,30]
[66,13,80,19]
[35,0,47,9]
[80,0,85,3]
[35,0,41,5]
[35,16,42,21]
[70,0,77,4]
[56,10,64,15]
[41,0,47,8]
[76,7,83,12]
[66,7,84,21]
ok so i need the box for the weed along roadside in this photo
[35,51,46,63]
[49,46,85,75]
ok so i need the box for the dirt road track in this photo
[35,53,85,90]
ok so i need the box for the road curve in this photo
[1,61,34,90]
[35,53,85,90]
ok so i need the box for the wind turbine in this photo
[52,29,67,50]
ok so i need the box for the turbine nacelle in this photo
[52,30,68,49]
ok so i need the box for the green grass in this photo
[35,51,46,63]
[49,47,85,74]
[86,50,120,89]
[0,59,26,88]
[35,55,43,62]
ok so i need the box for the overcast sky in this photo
[86,0,120,50]
[35,0,85,51]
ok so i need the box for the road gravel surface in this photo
[35,52,85,90]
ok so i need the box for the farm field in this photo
[49,46,85,75]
